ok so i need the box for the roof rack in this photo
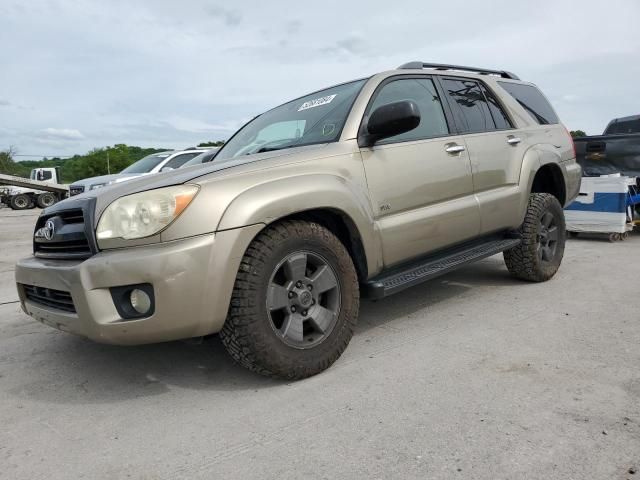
[397,61,520,80]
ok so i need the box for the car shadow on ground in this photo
[8,258,522,405]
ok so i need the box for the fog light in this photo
[130,289,151,314]
[110,283,155,320]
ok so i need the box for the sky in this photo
[1,0,639,160]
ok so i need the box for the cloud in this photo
[205,6,242,26]
[321,34,369,56]
[164,116,245,133]
[39,128,85,140]
[1,0,639,154]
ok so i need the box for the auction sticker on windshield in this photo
[298,94,337,111]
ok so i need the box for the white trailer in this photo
[0,167,69,210]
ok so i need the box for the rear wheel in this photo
[9,194,31,210]
[36,192,57,209]
[504,193,566,282]
[220,220,359,380]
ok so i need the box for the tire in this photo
[220,220,359,380]
[36,192,57,209]
[503,193,566,282]
[9,194,31,210]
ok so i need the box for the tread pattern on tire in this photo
[503,193,566,282]
[220,220,359,380]
[9,194,31,210]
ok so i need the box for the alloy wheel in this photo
[266,251,341,349]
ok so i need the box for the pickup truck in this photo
[574,114,640,177]
[15,62,580,379]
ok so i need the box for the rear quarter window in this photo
[498,82,559,125]
[604,118,640,135]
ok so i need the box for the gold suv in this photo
[16,62,581,379]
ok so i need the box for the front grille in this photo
[34,208,94,260]
[22,284,76,313]
[69,185,85,196]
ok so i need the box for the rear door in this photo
[359,75,480,267]
[439,77,527,234]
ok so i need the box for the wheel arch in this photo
[217,175,382,279]
[530,163,567,206]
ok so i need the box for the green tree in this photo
[197,140,225,147]
[3,145,166,183]
[570,130,587,138]
[0,146,30,177]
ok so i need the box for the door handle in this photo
[445,144,465,154]
[507,137,522,145]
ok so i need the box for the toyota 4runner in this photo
[15,62,581,379]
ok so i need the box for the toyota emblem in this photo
[43,220,55,240]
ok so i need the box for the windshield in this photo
[216,79,367,161]
[121,153,171,174]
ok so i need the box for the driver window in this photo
[368,78,449,144]
[37,170,52,181]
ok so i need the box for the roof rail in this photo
[397,61,520,80]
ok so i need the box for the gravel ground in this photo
[0,206,638,479]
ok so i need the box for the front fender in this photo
[217,174,382,276]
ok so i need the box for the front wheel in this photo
[504,193,566,282]
[220,220,360,380]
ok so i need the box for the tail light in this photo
[564,125,576,159]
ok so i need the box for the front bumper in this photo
[15,225,263,345]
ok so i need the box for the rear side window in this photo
[442,79,506,133]
[604,118,640,135]
[498,82,559,125]
[480,85,512,130]
[164,152,200,169]
[368,77,449,143]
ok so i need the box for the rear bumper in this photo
[15,224,263,345]
[562,159,582,207]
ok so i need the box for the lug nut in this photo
[302,310,308,316]
[288,291,294,298]
[291,306,296,313]
[296,281,302,288]
[307,284,313,291]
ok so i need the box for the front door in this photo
[359,76,480,267]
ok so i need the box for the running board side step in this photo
[363,237,521,299]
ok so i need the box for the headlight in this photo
[96,185,199,240]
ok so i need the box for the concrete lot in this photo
[0,206,638,480]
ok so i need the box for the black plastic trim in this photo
[109,283,155,320]
[363,234,521,299]
[397,62,520,80]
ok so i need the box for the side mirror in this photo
[161,166,174,172]
[360,100,421,147]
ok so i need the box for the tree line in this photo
[0,141,225,183]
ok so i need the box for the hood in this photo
[48,143,330,219]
